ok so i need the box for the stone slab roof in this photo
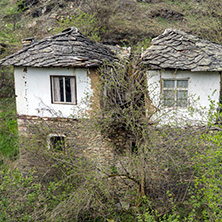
[141,29,222,72]
[0,27,116,68]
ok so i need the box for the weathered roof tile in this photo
[0,27,116,68]
[142,29,222,72]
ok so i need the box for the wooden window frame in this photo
[50,76,77,105]
[162,79,188,108]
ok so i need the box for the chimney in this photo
[22,37,36,47]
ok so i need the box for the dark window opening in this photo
[131,142,138,154]
[50,136,65,151]
[65,77,72,102]
[59,77,64,102]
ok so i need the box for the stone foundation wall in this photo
[16,116,114,172]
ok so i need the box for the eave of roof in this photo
[141,29,222,72]
[0,27,116,68]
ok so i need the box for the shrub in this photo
[0,98,18,161]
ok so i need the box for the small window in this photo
[47,134,66,151]
[162,79,188,107]
[130,141,138,154]
[51,76,77,104]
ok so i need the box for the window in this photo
[162,79,188,107]
[51,76,76,104]
[130,141,138,154]
[47,134,66,151]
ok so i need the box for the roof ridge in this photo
[161,29,222,46]
[1,27,81,63]
[51,27,79,39]
[142,29,222,72]
[0,27,115,68]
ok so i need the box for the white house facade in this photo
[0,27,115,119]
[0,27,116,167]
[147,69,221,124]
[142,29,222,124]
[14,66,93,118]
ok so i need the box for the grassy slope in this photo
[0,98,18,160]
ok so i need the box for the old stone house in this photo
[142,29,222,124]
[0,27,116,167]
[2,27,222,169]
[1,27,115,118]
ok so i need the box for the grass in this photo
[0,98,18,161]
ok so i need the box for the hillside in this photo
[1,1,222,221]
[0,0,222,97]
[0,0,222,56]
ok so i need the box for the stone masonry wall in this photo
[16,115,114,173]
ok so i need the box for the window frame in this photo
[50,75,77,105]
[162,79,189,108]
[47,133,66,152]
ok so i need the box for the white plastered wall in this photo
[14,67,93,118]
[147,69,221,124]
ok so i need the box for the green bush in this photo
[0,155,120,221]
[189,131,222,221]
[53,9,102,42]
[0,98,18,161]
